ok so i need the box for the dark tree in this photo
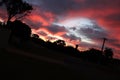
[104,48,113,59]
[80,48,104,63]
[9,20,31,41]
[0,21,2,27]
[53,39,66,46]
[0,0,33,22]
[32,34,39,39]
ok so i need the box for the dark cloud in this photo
[69,27,77,31]
[62,34,81,41]
[37,0,120,15]
[80,28,106,38]
[104,13,120,21]
[46,24,67,34]
[78,24,108,41]
[113,43,120,48]
[81,0,120,10]
[108,38,120,48]
[69,34,81,41]
[108,38,119,43]
[39,0,76,14]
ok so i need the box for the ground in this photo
[0,45,120,80]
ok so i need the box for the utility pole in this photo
[101,38,107,52]
[75,44,79,49]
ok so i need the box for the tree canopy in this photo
[9,20,31,40]
[0,0,33,22]
[53,39,66,46]
[104,48,113,59]
[32,34,39,39]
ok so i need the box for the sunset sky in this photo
[0,0,120,59]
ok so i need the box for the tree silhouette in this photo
[53,39,66,46]
[9,20,31,41]
[80,48,104,63]
[0,0,33,22]
[31,34,39,39]
[104,48,113,59]
[0,21,2,27]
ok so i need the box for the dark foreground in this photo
[0,47,120,80]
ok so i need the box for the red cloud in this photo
[28,15,49,26]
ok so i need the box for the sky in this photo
[0,0,120,59]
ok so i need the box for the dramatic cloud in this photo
[0,0,120,59]
[78,24,108,41]
[62,34,81,41]
[46,25,67,35]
